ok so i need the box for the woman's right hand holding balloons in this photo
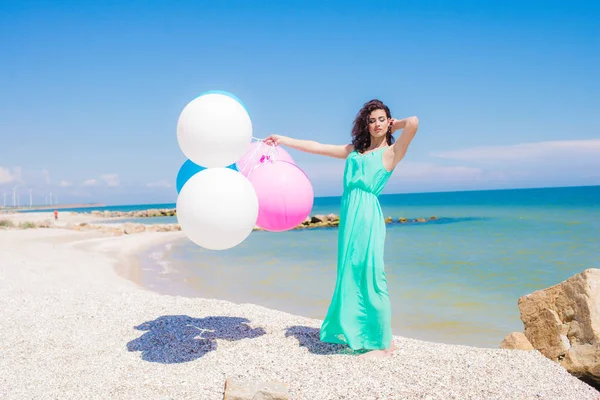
[263,134,287,146]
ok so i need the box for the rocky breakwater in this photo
[501,268,600,388]
[70,214,439,236]
[81,208,438,226]
[258,214,439,230]
[73,209,439,233]
[85,208,177,219]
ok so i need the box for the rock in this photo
[156,224,172,232]
[223,378,289,400]
[311,215,325,224]
[398,217,408,223]
[123,223,134,234]
[384,216,393,223]
[415,218,427,223]
[430,216,438,220]
[119,223,145,234]
[500,332,535,351]
[518,268,600,386]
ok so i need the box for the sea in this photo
[45,185,600,348]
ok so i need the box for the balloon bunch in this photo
[175,91,314,251]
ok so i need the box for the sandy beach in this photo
[1,222,599,400]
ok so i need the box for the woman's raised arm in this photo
[263,135,354,159]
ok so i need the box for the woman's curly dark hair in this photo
[351,99,395,154]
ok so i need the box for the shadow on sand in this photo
[127,315,266,363]
[285,325,362,356]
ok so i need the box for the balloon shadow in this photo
[284,326,356,356]
[127,315,266,363]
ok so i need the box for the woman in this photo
[264,99,419,358]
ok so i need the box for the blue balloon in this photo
[193,90,248,112]
[176,160,238,193]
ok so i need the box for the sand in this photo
[0,227,598,400]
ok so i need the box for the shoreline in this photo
[1,227,598,398]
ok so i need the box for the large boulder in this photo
[516,268,600,386]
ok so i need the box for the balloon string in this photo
[239,136,280,179]
[238,137,269,176]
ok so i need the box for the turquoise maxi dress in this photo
[320,146,394,351]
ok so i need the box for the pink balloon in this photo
[236,141,295,177]
[248,161,314,232]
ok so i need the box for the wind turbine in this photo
[2,191,5,207]
[12,187,16,207]
[29,189,33,208]
[49,191,53,206]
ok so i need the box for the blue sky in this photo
[1,0,598,206]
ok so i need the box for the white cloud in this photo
[59,180,72,187]
[81,174,119,188]
[0,166,23,185]
[146,180,172,188]
[0,166,16,184]
[83,179,99,187]
[384,162,487,193]
[431,139,600,162]
[100,174,120,187]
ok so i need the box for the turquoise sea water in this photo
[43,185,600,348]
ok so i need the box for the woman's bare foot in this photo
[358,341,396,359]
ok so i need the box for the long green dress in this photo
[320,146,394,351]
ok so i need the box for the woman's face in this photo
[368,109,389,138]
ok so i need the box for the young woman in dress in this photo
[264,99,419,358]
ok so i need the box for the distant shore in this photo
[0,203,105,212]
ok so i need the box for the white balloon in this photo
[177,93,252,168]
[176,168,258,250]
